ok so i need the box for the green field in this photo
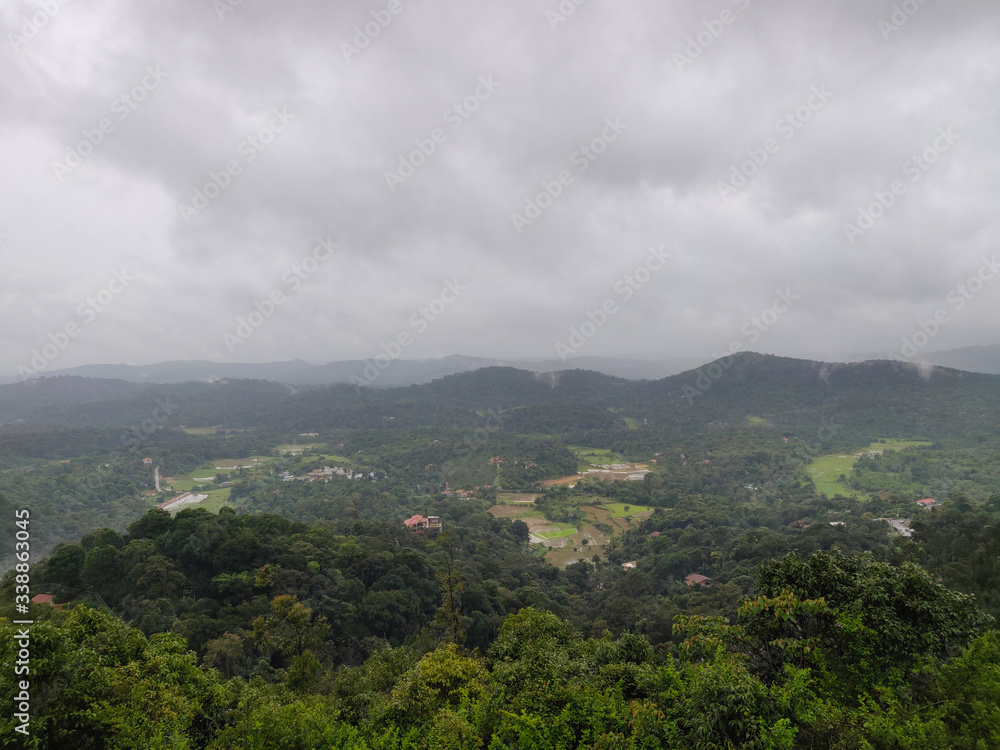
[199,487,233,513]
[568,446,629,472]
[746,415,772,425]
[807,454,860,498]
[163,456,275,496]
[599,503,654,517]
[807,439,932,499]
[535,524,578,540]
[489,498,656,566]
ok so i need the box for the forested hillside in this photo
[3,354,1000,747]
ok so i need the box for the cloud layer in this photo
[2,0,999,376]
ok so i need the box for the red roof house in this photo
[404,515,442,530]
[916,498,937,508]
[31,594,53,604]
[685,574,712,587]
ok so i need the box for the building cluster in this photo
[403,514,442,531]
[281,466,377,482]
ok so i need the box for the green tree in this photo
[252,595,329,660]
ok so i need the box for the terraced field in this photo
[489,500,656,567]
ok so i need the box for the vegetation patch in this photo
[535,525,577,540]
[807,439,933,499]
[568,445,629,472]
[599,502,654,517]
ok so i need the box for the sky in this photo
[2,0,999,378]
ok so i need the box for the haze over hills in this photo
[6,344,999,389]
[2,352,998,449]
[0,354,705,387]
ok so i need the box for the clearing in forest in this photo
[490,500,656,567]
[806,438,932,499]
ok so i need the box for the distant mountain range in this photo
[0,354,705,387]
[2,344,999,389]
[2,353,999,447]
[916,344,1000,375]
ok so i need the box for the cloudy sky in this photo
[2,0,999,377]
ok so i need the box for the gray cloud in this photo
[2,0,999,376]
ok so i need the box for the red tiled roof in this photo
[31,594,53,604]
[685,574,712,586]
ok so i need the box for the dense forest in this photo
[2,354,1000,747]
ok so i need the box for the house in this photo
[916,498,937,508]
[31,594,53,604]
[489,457,503,465]
[142,457,153,465]
[622,561,638,570]
[685,573,712,587]
[648,531,661,538]
[404,515,443,531]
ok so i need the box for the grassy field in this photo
[496,492,539,504]
[199,487,233,513]
[807,454,859,498]
[535,525,577,540]
[807,439,933,499]
[600,503,654,517]
[746,415,772,425]
[162,455,276,496]
[567,446,629,472]
[489,499,656,567]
